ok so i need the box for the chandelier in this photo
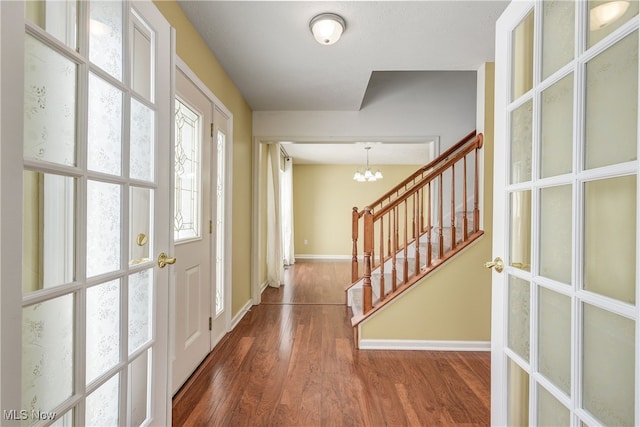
[353,146,383,182]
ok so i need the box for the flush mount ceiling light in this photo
[309,13,346,45]
[590,1,630,31]
[353,146,383,182]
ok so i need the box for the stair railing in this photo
[351,132,483,316]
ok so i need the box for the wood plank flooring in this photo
[172,260,490,426]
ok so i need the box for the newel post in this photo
[473,133,484,232]
[351,207,359,283]
[362,207,373,314]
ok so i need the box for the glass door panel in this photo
[24,33,77,166]
[86,374,120,426]
[86,180,122,278]
[22,172,76,293]
[511,101,533,184]
[510,190,531,271]
[22,294,75,416]
[508,358,530,426]
[539,185,572,284]
[585,31,638,170]
[537,385,570,426]
[130,98,155,182]
[583,175,636,303]
[582,303,635,426]
[88,73,123,175]
[588,0,639,47]
[541,1,574,80]
[26,0,78,49]
[130,187,153,266]
[86,279,121,384]
[538,287,571,394]
[89,1,123,81]
[540,74,573,178]
[512,10,534,100]
[508,275,530,362]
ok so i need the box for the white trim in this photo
[259,280,269,294]
[1,1,25,417]
[230,299,253,330]
[294,254,353,261]
[358,339,491,352]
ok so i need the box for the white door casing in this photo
[492,1,639,425]
[1,1,172,425]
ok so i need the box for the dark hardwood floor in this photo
[172,260,490,426]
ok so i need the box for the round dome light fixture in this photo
[309,13,346,45]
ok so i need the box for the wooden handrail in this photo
[363,130,478,214]
[349,131,484,317]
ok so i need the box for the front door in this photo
[492,1,638,425]
[7,0,172,424]
[172,66,212,393]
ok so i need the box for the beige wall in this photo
[293,164,421,256]
[154,1,253,316]
[360,63,495,342]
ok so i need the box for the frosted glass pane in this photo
[508,275,530,362]
[537,385,570,427]
[26,0,77,49]
[582,304,635,426]
[542,1,574,80]
[588,0,639,47]
[510,191,531,271]
[174,100,201,241]
[87,181,121,277]
[540,74,573,178]
[88,73,122,175]
[130,99,155,181]
[512,11,534,100]
[89,1,123,81]
[132,24,152,102]
[585,31,638,169]
[50,410,73,426]
[24,34,77,166]
[129,350,150,426]
[22,172,76,293]
[129,269,153,354]
[130,187,153,266]
[22,294,74,419]
[539,185,572,284]
[86,374,119,427]
[538,287,571,394]
[511,100,533,184]
[86,279,120,384]
[508,358,529,426]
[584,176,636,303]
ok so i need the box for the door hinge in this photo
[211,123,214,138]
[209,317,212,331]
[209,220,213,234]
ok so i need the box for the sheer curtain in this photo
[281,156,295,266]
[266,144,283,287]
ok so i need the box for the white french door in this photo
[2,1,172,425]
[492,0,638,425]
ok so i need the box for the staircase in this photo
[345,131,485,342]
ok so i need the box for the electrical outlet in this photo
[304,239,308,245]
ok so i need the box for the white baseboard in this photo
[358,339,490,351]
[230,299,253,330]
[295,254,355,261]
[259,280,268,293]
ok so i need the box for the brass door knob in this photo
[484,257,504,273]
[157,252,177,268]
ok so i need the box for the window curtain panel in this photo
[266,144,284,288]
[281,156,295,266]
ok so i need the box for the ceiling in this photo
[177,1,509,163]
